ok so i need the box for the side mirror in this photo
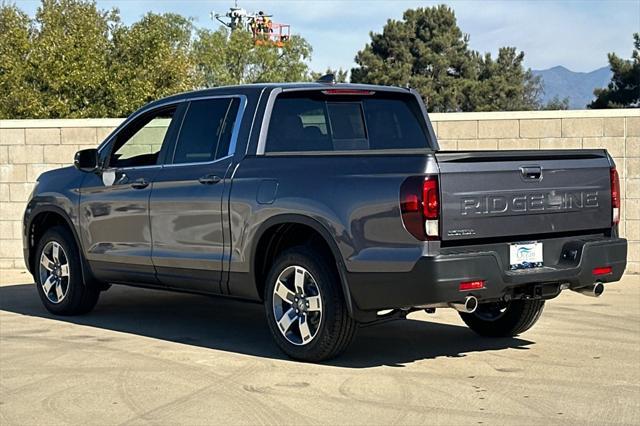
[74,148,99,172]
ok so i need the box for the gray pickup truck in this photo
[23,80,627,361]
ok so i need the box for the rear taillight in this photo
[422,178,439,219]
[400,176,440,240]
[611,167,620,225]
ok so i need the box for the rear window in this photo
[265,91,430,153]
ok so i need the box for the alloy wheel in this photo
[39,241,70,304]
[272,265,323,345]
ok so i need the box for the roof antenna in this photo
[316,73,336,85]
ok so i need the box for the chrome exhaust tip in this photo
[449,295,478,314]
[573,282,605,298]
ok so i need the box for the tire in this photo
[264,246,357,362]
[459,299,545,337]
[34,226,100,316]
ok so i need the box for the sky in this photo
[14,0,640,73]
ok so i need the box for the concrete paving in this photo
[0,269,638,425]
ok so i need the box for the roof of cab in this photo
[146,82,411,108]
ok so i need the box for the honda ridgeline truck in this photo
[23,80,627,361]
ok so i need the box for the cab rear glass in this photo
[265,91,431,152]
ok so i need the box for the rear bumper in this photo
[347,237,627,311]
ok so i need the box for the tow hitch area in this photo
[515,283,562,300]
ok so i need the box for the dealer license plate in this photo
[509,242,543,270]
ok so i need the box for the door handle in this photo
[198,174,221,185]
[130,178,150,189]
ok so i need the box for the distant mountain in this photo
[532,65,612,109]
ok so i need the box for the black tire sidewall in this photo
[264,246,349,362]
[460,299,545,337]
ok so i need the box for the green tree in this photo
[193,27,312,87]
[0,0,316,118]
[589,33,640,109]
[465,48,542,111]
[1,0,116,118]
[351,5,542,112]
[29,0,116,118]
[109,13,199,116]
[0,4,39,118]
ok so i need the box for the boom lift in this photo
[211,1,291,47]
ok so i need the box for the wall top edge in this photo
[429,108,640,121]
[0,109,638,128]
[0,118,125,129]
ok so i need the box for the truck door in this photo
[150,97,243,294]
[79,104,181,285]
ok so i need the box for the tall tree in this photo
[0,4,39,118]
[193,27,312,87]
[28,0,115,118]
[466,47,542,111]
[589,33,640,109]
[1,0,116,118]
[351,6,542,112]
[0,0,316,119]
[109,13,199,116]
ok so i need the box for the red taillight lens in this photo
[423,177,439,219]
[593,266,612,276]
[400,176,440,241]
[459,280,485,291]
[401,194,420,212]
[610,167,620,225]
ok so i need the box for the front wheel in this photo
[264,246,357,362]
[35,226,100,315]
[459,299,545,337]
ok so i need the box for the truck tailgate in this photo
[435,150,613,241]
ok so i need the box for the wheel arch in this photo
[251,214,357,317]
[26,205,93,286]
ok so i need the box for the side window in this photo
[172,98,240,164]
[110,107,176,168]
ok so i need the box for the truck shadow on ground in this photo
[0,281,534,368]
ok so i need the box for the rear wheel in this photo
[35,226,100,315]
[459,299,545,337]
[265,246,357,362]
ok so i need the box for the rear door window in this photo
[266,92,430,153]
[172,98,240,164]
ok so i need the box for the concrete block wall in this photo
[1,109,639,273]
[0,119,122,269]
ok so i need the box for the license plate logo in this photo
[510,242,543,270]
